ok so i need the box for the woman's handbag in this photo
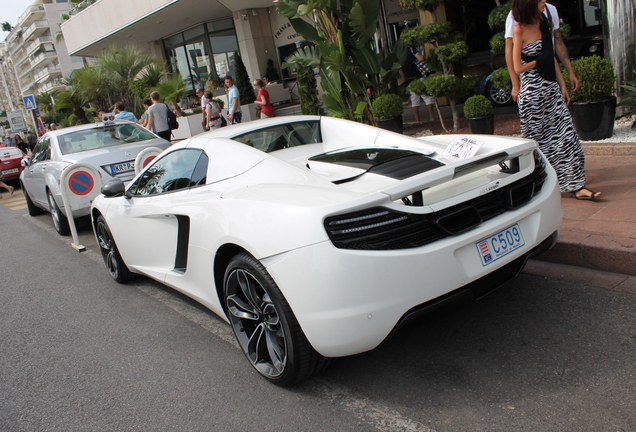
[411,48,433,77]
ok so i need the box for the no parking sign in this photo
[68,171,95,196]
[135,147,165,175]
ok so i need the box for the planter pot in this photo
[468,114,495,134]
[570,96,616,141]
[376,115,403,134]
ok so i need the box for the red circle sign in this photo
[143,155,157,168]
[68,171,94,196]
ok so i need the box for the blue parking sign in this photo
[23,95,36,110]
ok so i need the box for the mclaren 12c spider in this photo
[91,116,562,385]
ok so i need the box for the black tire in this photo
[96,215,133,283]
[224,252,330,386]
[47,190,70,235]
[21,182,44,216]
[486,80,513,107]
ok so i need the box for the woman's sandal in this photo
[573,187,601,201]
[9,186,14,195]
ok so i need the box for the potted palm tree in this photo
[463,95,494,134]
[372,94,404,134]
[566,55,616,141]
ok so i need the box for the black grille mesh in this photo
[325,152,548,250]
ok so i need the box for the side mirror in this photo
[101,178,126,198]
[21,158,30,167]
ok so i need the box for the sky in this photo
[2,0,35,42]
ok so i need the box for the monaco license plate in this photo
[476,223,525,266]
[2,168,19,175]
[111,161,135,174]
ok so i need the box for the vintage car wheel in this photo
[96,215,133,283]
[22,182,44,216]
[224,252,329,386]
[47,190,70,235]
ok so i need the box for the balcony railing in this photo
[68,0,98,17]
[23,20,49,40]
[17,5,45,28]
[30,51,57,68]
[26,36,53,57]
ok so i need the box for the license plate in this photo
[476,223,525,266]
[1,168,19,175]
[111,161,135,174]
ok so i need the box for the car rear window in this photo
[232,121,321,153]
[0,148,24,158]
[57,124,157,155]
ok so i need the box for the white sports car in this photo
[91,116,562,385]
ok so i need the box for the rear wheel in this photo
[22,183,44,216]
[224,252,330,386]
[47,190,70,235]
[96,215,133,283]
[486,80,513,106]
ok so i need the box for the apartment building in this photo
[4,0,84,103]
[0,42,22,112]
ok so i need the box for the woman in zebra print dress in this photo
[511,0,601,200]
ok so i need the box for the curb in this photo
[582,142,636,155]
[536,231,636,277]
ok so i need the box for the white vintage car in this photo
[20,122,170,235]
[91,116,562,385]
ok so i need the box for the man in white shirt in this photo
[505,2,578,102]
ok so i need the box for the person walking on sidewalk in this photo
[0,167,14,198]
[224,76,242,125]
[146,91,172,142]
[511,0,600,200]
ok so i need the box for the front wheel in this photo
[96,215,133,283]
[224,252,330,386]
[486,80,513,106]
[47,190,70,235]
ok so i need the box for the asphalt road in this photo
[1,189,635,432]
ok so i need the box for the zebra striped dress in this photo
[518,39,586,193]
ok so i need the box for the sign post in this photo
[59,163,104,251]
[134,147,164,175]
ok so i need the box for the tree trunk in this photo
[449,98,460,132]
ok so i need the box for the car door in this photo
[21,136,52,207]
[108,148,209,282]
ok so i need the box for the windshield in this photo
[57,124,157,155]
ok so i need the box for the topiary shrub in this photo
[491,67,512,90]
[372,94,403,120]
[568,55,615,102]
[463,95,493,118]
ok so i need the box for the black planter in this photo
[570,96,616,141]
[468,114,495,134]
[376,115,403,134]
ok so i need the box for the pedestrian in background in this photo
[197,88,209,131]
[253,79,274,119]
[146,91,171,142]
[14,135,29,155]
[224,76,242,124]
[205,92,223,130]
[113,101,138,122]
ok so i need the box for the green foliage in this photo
[400,22,458,48]
[1,22,13,32]
[487,2,511,32]
[490,33,505,53]
[372,94,403,120]
[277,0,402,121]
[569,55,615,102]
[463,95,493,118]
[491,67,512,90]
[155,73,188,108]
[407,79,428,96]
[265,58,281,82]
[559,20,571,40]
[433,41,469,65]
[413,75,476,100]
[297,64,324,116]
[398,0,443,13]
[233,52,254,106]
[212,98,225,110]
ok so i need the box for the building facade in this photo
[2,0,86,128]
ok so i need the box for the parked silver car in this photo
[20,121,170,235]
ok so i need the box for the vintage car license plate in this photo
[2,168,19,175]
[111,161,135,174]
[476,223,525,266]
